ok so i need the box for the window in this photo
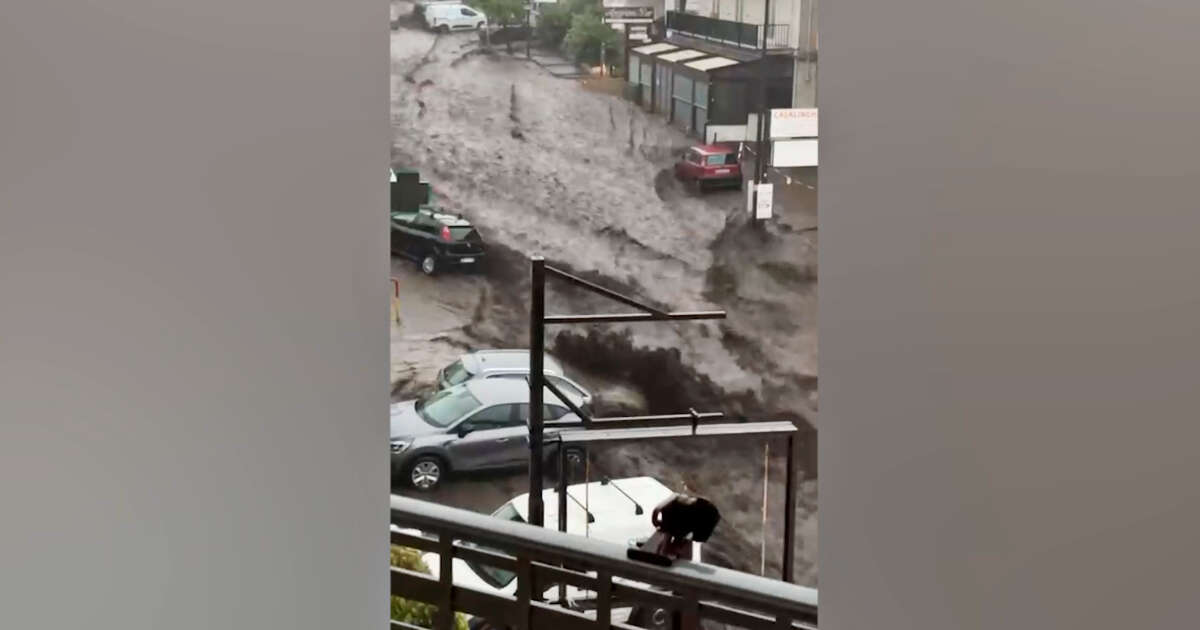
[463,404,513,430]
[461,8,476,16]
[545,405,569,420]
[441,359,473,387]
[547,376,585,400]
[673,74,693,101]
[687,149,703,164]
[629,56,641,85]
[415,388,482,427]
[705,154,726,166]
[447,226,478,241]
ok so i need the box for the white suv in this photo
[436,349,593,410]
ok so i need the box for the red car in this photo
[674,143,743,191]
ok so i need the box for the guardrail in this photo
[665,12,791,51]
[391,495,818,630]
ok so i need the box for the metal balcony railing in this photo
[391,495,818,630]
[665,11,792,51]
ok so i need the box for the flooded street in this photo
[390,1,818,585]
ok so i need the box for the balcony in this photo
[391,494,819,630]
[665,11,792,51]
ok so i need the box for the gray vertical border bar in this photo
[0,1,388,629]
[823,1,1200,629]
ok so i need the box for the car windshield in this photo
[705,154,726,166]
[415,387,481,427]
[463,503,525,588]
[441,360,473,387]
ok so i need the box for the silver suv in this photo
[391,378,586,490]
[436,349,593,409]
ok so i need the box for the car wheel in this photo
[629,606,669,630]
[476,22,484,31]
[420,253,438,276]
[437,24,450,34]
[407,455,445,491]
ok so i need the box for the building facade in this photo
[625,0,817,139]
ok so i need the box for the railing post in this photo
[529,256,546,527]
[783,434,797,583]
[557,441,569,605]
[436,532,455,630]
[515,555,533,630]
[595,570,612,628]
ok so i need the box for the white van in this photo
[423,3,487,33]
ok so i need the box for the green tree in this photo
[563,9,620,67]
[391,545,469,630]
[535,3,574,48]
[475,0,528,53]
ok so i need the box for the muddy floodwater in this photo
[391,1,818,585]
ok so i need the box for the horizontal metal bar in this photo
[532,563,598,591]
[530,600,596,630]
[544,265,668,317]
[544,311,726,324]
[392,567,441,602]
[552,412,723,431]
[700,600,818,630]
[391,496,818,617]
[392,529,440,553]
[454,587,522,627]
[609,582,684,609]
[556,421,798,444]
[456,545,518,571]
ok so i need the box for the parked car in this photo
[390,208,485,275]
[390,379,588,490]
[422,3,487,33]
[436,349,594,410]
[674,142,743,191]
[392,477,684,629]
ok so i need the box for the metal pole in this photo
[750,0,772,226]
[526,5,532,59]
[557,442,568,603]
[529,256,546,527]
[782,434,797,583]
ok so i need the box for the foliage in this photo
[474,0,526,27]
[391,545,469,630]
[535,4,575,48]
[563,9,620,66]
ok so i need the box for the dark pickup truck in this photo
[390,208,485,275]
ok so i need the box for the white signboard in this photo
[773,139,819,167]
[770,108,818,139]
[755,183,774,219]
